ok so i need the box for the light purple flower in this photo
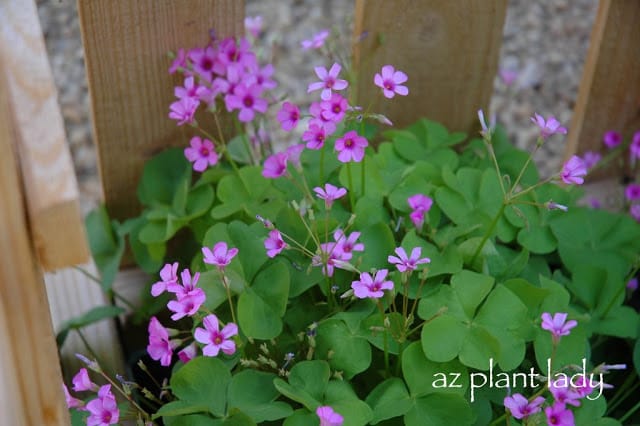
[86,385,119,426]
[63,384,84,409]
[560,155,587,185]
[545,401,575,426]
[320,93,348,123]
[262,152,289,178]
[250,63,278,90]
[549,378,582,407]
[628,278,638,292]
[244,15,263,38]
[167,291,206,321]
[531,113,567,139]
[625,183,640,201]
[178,342,198,363]
[388,247,430,272]
[333,230,364,260]
[314,183,347,208]
[151,262,179,297]
[352,269,394,299]
[72,368,97,392]
[631,204,640,222]
[277,102,300,132]
[147,316,177,366]
[225,83,268,122]
[303,122,330,150]
[169,96,199,126]
[203,242,239,269]
[307,63,348,101]
[408,194,433,228]
[265,229,287,258]
[582,151,601,169]
[603,130,622,149]
[194,314,238,357]
[184,136,219,172]
[374,65,409,99]
[478,109,496,138]
[335,130,368,163]
[316,405,344,426]
[301,29,330,51]
[541,312,577,341]
[503,393,545,420]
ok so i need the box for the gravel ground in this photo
[36,0,597,213]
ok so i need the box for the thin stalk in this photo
[484,140,507,196]
[606,377,639,414]
[319,147,325,183]
[376,300,390,376]
[619,398,640,423]
[469,203,507,266]
[97,370,150,419]
[510,140,541,196]
[76,329,107,371]
[602,264,639,318]
[346,162,355,209]
[218,269,237,325]
[360,155,366,197]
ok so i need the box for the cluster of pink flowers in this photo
[407,194,433,229]
[311,230,365,277]
[152,266,206,321]
[63,370,119,426]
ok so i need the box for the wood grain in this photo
[0,68,69,426]
[78,0,244,221]
[0,0,88,271]
[353,0,507,134]
[564,0,640,177]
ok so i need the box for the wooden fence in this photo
[0,0,638,423]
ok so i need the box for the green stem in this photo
[510,140,541,196]
[469,202,506,266]
[76,329,106,370]
[346,162,355,209]
[360,155,366,197]
[319,147,325,183]
[602,264,639,318]
[218,269,237,325]
[484,140,507,196]
[377,301,390,376]
[97,369,150,419]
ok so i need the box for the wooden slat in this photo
[565,0,640,174]
[0,69,69,426]
[0,0,88,271]
[353,0,507,133]
[78,0,244,221]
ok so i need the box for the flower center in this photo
[371,284,380,292]
[214,335,223,345]
[200,146,210,156]
[344,138,354,148]
[201,58,213,71]
[243,96,254,108]
[333,105,341,113]
[384,80,394,90]
[325,77,335,88]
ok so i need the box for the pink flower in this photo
[86,385,119,426]
[589,197,601,209]
[408,194,433,228]
[63,384,84,410]
[250,63,277,90]
[307,63,348,101]
[544,401,575,426]
[628,278,638,291]
[631,205,640,222]
[582,151,601,169]
[184,136,219,172]
[572,375,595,398]
[499,68,518,86]
[169,48,187,74]
[374,65,409,99]
[352,269,394,299]
[265,229,287,258]
[503,393,545,420]
[320,93,348,123]
[169,97,199,126]
[225,83,268,122]
[530,113,567,139]
[194,314,238,357]
[301,29,330,51]
[335,130,368,163]
[203,242,239,269]
[388,247,430,272]
[603,130,622,149]
[262,152,289,179]
[167,270,206,320]
[409,210,426,229]
[244,16,263,38]
[478,109,496,138]
[560,155,587,185]
[309,102,338,135]
[314,183,347,208]
[316,405,344,426]
[303,122,330,150]
[333,229,364,260]
[189,46,219,82]
[630,131,640,162]
[549,379,582,407]
[151,262,179,297]
[217,37,256,76]
[625,183,640,201]
[147,316,176,366]
[175,76,200,100]
[178,342,198,363]
[277,102,300,131]
[312,242,341,277]
[286,144,305,169]
[541,312,577,341]
[72,368,97,392]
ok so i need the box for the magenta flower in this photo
[335,130,368,163]
[582,151,601,169]
[169,48,187,75]
[560,155,587,185]
[147,316,176,366]
[244,15,263,38]
[630,131,640,162]
[184,136,219,172]
[167,271,206,320]
[169,96,199,126]
[541,312,577,341]
[286,144,305,169]
[309,102,337,135]
[314,183,347,208]
[549,378,582,407]
[188,46,218,82]
[316,405,344,426]
[303,122,330,150]
[530,113,567,139]
[301,29,330,51]
[628,278,638,291]
[352,269,394,299]
[388,247,430,272]
[312,242,342,277]
[374,65,409,99]
[572,375,595,398]
[408,194,433,228]
[63,384,84,410]
[320,93,348,123]
[277,102,301,131]
[203,242,239,269]
[333,229,364,260]
[625,183,640,201]
[175,76,200,100]
[544,401,575,426]
[307,63,348,101]
[603,130,622,149]
[225,83,268,122]
[72,368,97,392]
[262,151,289,178]
[194,314,238,357]
[631,204,640,222]
[265,229,287,258]
[178,342,198,363]
[503,393,545,420]
[151,262,179,297]
[86,385,119,426]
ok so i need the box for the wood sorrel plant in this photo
[67,26,640,426]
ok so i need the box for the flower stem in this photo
[218,269,237,325]
[469,202,506,266]
[346,162,355,209]
[510,139,541,196]
[376,300,390,376]
[361,155,366,196]
[319,147,325,183]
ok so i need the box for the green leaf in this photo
[227,134,253,164]
[228,370,293,422]
[163,414,219,426]
[57,305,125,347]
[315,319,372,379]
[323,380,374,425]
[338,154,386,198]
[402,231,462,278]
[517,223,557,254]
[154,401,211,419]
[450,270,495,319]
[282,410,318,426]
[403,342,469,397]
[85,206,125,291]
[274,361,330,410]
[185,184,215,219]
[421,314,467,362]
[170,357,231,417]
[138,148,191,207]
[227,221,268,283]
[354,196,390,229]
[591,306,639,338]
[365,378,413,424]
[358,223,396,271]
[404,393,473,426]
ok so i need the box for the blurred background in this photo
[36,0,597,214]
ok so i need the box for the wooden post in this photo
[564,0,640,175]
[0,0,88,271]
[0,71,69,426]
[353,0,507,133]
[78,0,244,221]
